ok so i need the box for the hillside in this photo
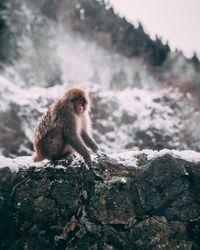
[1,74,200,158]
[0,0,200,89]
[0,0,200,157]
[0,0,171,66]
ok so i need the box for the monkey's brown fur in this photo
[33,88,98,162]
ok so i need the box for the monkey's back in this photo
[33,109,54,142]
[33,102,72,159]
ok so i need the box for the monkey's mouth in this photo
[75,103,84,113]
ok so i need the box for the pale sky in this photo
[108,0,200,58]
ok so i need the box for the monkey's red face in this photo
[66,88,89,114]
[73,96,86,114]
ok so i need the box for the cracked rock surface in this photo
[0,153,200,249]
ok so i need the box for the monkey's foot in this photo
[96,151,107,159]
[33,153,44,162]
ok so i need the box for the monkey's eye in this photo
[79,97,85,103]
[74,97,85,104]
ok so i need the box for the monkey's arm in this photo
[81,130,98,153]
[65,132,92,162]
[70,136,91,162]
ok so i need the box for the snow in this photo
[1,149,200,173]
[54,165,67,170]
[70,155,86,167]
[107,176,127,184]
[0,155,48,172]
[0,155,20,172]
[104,87,182,133]
[0,74,66,112]
[109,151,139,167]
[107,149,200,168]
[121,177,127,183]
[94,86,185,153]
[145,149,200,163]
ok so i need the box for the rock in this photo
[0,151,199,249]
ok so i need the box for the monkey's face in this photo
[66,88,90,114]
[73,96,86,114]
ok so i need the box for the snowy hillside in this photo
[0,73,199,157]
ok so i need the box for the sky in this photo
[108,0,200,58]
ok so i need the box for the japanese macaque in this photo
[33,88,98,163]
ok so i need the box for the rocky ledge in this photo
[1,150,200,250]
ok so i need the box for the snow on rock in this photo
[0,155,49,172]
[108,151,139,167]
[145,149,200,163]
[1,149,200,173]
[107,149,200,167]
[0,155,20,172]
[1,147,198,249]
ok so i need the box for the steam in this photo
[163,52,199,85]
[2,0,199,92]
[3,1,61,87]
[2,0,158,90]
[55,25,157,89]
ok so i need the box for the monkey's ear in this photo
[64,88,71,95]
[65,87,73,92]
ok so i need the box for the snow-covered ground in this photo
[110,149,200,167]
[1,149,200,173]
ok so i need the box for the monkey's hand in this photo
[96,150,107,158]
[68,135,92,163]
[92,143,99,153]
[81,131,98,153]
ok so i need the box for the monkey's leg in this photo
[33,142,46,162]
[81,131,98,152]
[68,136,91,162]
[64,145,74,154]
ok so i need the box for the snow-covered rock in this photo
[0,150,200,249]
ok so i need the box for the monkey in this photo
[32,88,98,163]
